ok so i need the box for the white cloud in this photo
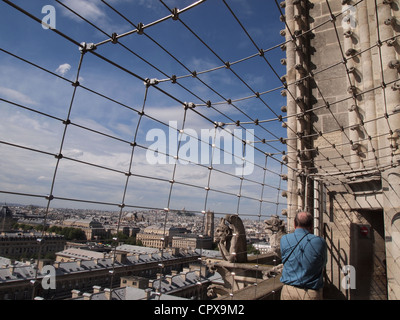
[61,0,106,22]
[0,87,37,106]
[65,148,84,158]
[56,63,71,76]
[58,0,129,35]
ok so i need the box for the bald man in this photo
[280,211,327,300]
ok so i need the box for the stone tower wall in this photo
[283,0,400,299]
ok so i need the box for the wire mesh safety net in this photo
[0,0,399,300]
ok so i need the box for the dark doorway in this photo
[350,210,387,300]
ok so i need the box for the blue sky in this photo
[0,0,288,219]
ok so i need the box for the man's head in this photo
[294,211,313,232]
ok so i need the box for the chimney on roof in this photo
[8,264,15,274]
[37,259,47,271]
[104,288,112,300]
[115,253,127,264]
[93,286,101,294]
[145,288,152,300]
[194,269,201,278]
[180,271,188,281]
[165,275,173,285]
[71,289,81,299]
[83,292,92,300]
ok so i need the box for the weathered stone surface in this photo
[215,214,247,263]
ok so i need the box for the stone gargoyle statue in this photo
[215,214,247,263]
[264,214,286,250]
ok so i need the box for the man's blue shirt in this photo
[280,228,327,290]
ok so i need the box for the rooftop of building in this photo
[70,267,223,300]
[72,287,188,300]
[0,247,200,283]
[56,247,109,260]
[116,244,161,255]
[63,218,104,228]
[0,231,65,240]
[142,225,190,233]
